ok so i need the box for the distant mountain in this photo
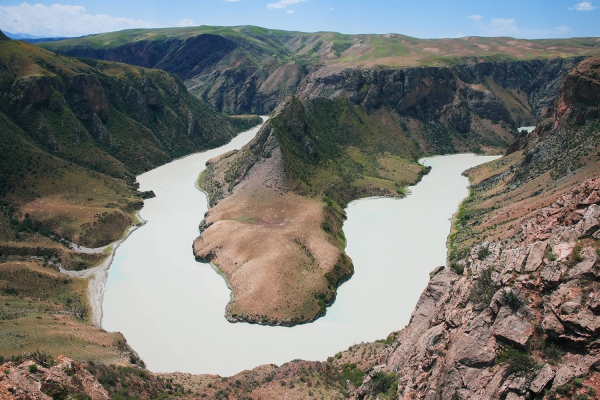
[4,31,43,39]
[40,26,600,114]
[3,30,74,43]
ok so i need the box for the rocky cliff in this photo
[0,39,260,253]
[344,56,600,399]
[40,28,597,161]
[41,27,600,118]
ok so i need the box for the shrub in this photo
[573,377,583,388]
[450,262,464,275]
[543,340,565,361]
[568,244,584,267]
[30,350,53,368]
[28,364,38,373]
[501,290,523,311]
[478,245,490,260]
[468,267,498,308]
[368,372,397,397]
[557,383,572,394]
[495,346,537,375]
[340,364,364,387]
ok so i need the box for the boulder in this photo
[530,363,556,394]
[524,241,547,272]
[552,353,600,390]
[499,247,528,273]
[540,261,564,288]
[491,306,534,348]
[570,247,598,279]
[542,310,565,336]
[581,204,600,236]
[551,242,574,261]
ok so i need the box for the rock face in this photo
[0,39,261,179]
[0,356,110,400]
[552,57,600,127]
[351,178,600,399]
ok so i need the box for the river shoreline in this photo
[59,211,147,327]
[59,121,266,329]
[97,149,497,375]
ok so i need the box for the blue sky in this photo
[0,0,598,39]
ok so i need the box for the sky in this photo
[0,0,598,39]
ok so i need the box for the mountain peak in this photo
[0,29,10,41]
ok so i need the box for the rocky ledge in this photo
[353,178,600,399]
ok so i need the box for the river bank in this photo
[99,137,497,375]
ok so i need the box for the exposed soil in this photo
[194,145,341,325]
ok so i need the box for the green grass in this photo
[495,346,538,375]
[40,26,600,69]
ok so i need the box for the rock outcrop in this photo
[347,56,600,400]
[349,178,600,399]
[0,356,110,400]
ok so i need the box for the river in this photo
[102,120,499,376]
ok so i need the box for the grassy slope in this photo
[449,58,600,261]
[197,97,430,324]
[0,38,260,250]
[0,261,139,365]
[0,35,261,363]
[41,26,600,68]
[270,97,427,207]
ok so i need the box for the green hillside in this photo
[0,36,260,255]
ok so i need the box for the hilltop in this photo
[40,26,600,114]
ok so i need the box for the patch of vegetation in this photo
[449,261,465,275]
[545,247,557,261]
[495,346,537,375]
[340,363,365,387]
[86,363,173,400]
[477,245,491,260]
[543,340,565,362]
[568,243,585,267]
[468,267,498,309]
[365,372,398,398]
[501,290,523,311]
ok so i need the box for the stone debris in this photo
[0,356,110,400]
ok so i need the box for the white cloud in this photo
[267,0,305,10]
[0,3,157,37]
[484,18,519,36]
[467,15,574,38]
[570,1,596,10]
[223,0,240,2]
[468,14,482,21]
[177,18,196,27]
[286,10,294,14]
[555,25,573,34]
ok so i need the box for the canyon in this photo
[0,25,600,400]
